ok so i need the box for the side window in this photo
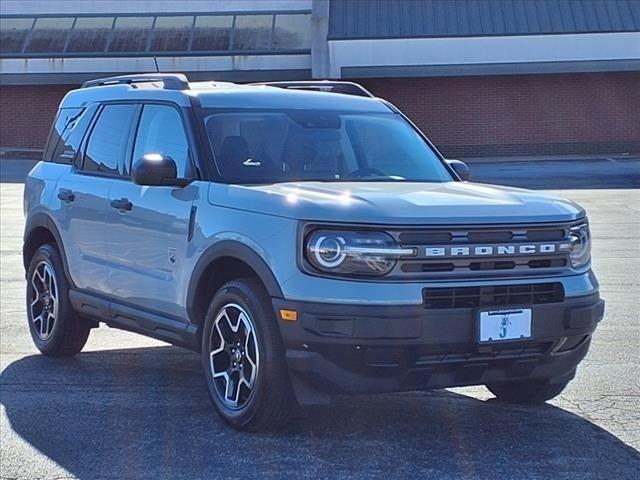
[44,108,82,163]
[83,104,137,176]
[46,106,98,164]
[132,105,192,177]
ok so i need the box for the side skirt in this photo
[69,289,199,351]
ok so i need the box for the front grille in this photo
[389,222,577,278]
[398,225,567,245]
[401,257,567,273]
[422,282,565,309]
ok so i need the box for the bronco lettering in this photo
[424,243,558,257]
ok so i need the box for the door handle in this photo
[110,198,133,211]
[57,188,75,203]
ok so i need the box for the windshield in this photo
[203,109,453,184]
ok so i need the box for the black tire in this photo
[201,278,294,431]
[26,244,90,357]
[486,378,570,404]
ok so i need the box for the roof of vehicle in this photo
[59,74,392,113]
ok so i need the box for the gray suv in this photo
[23,73,604,431]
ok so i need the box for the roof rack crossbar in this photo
[81,73,189,90]
[251,81,375,98]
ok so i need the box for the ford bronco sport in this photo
[23,73,604,431]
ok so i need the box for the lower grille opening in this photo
[423,282,565,309]
[413,341,553,366]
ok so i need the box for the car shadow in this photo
[1,346,638,479]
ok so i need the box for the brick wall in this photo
[359,72,640,157]
[1,72,639,157]
[0,84,76,150]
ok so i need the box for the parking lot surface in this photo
[1,158,639,479]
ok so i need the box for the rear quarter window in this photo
[44,106,97,164]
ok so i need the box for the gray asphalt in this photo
[1,158,639,479]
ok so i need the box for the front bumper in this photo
[273,293,604,404]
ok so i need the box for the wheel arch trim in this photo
[186,240,284,323]
[23,212,73,285]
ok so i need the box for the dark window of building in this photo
[232,15,273,50]
[191,15,233,51]
[107,16,153,52]
[132,105,192,177]
[0,17,34,54]
[84,105,137,176]
[24,17,73,53]
[0,12,312,57]
[66,17,114,53]
[273,14,311,49]
[150,16,193,52]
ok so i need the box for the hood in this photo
[208,181,585,225]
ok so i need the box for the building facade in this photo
[1,0,639,157]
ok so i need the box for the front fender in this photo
[186,239,284,322]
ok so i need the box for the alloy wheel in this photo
[29,261,58,340]
[208,303,260,409]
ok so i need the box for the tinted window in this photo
[0,17,34,54]
[45,106,97,164]
[204,110,452,184]
[191,15,232,51]
[232,15,273,50]
[66,17,114,53]
[107,16,153,52]
[133,105,191,177]
[24,17,73,53]
[84,105,137,176]
[44,108,81,162]
[150,16,193,52]
[273,14,311,50]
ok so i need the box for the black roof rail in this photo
[81,73,189,90]
[251,81,375,98]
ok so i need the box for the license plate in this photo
[478,308,531,343]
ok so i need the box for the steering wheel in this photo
[346,167,386,178]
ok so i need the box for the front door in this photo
[106,104,197,319]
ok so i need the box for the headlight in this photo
[560,222,591,268]
[305,230,414,276]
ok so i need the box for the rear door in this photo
[106,103,198,319]
[54,103,138,293]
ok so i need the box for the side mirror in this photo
[131,154,191,187]
[446,159,471,181]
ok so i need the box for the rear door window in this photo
[83,104,137,176]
